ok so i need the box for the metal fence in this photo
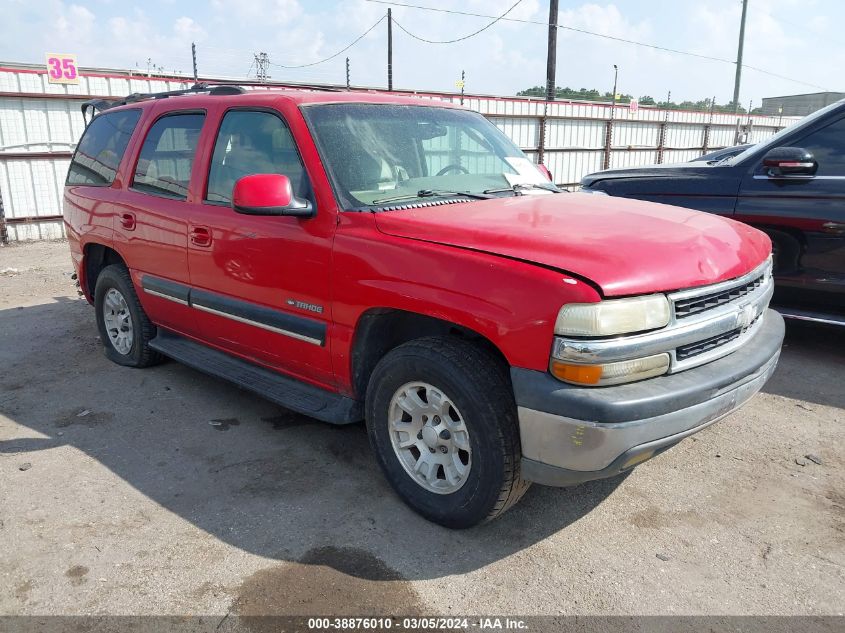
[462,96,794,186]
[0,62,801,242]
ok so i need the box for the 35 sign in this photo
[45,54,80,85]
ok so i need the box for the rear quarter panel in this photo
[63,104,153,300]
[63,185,124,301]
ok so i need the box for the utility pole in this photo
[254,52,270,82]
[703,94,716,154]
[387,8,393,91]
[0,186,7,245]
[191,42,198,82]
[733,0,749,143]
[545,0,559,101]
[745,99,754,141]
[657,90,670,164]
[610,64,619,120]
[346,57,351,89]
[603,64,619,170]
[459,70,465,105]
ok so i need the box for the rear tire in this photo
[365,336,530,528]
[94,264,162,368]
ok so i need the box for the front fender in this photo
[330,214,601,392]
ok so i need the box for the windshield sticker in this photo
[504,157,548,187]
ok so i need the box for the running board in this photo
[776,307,845,326]
[149,330,362,424]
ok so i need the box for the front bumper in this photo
[512,309,784,486]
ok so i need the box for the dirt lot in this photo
[0,240,843,617]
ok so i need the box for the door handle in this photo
[822,221,845,234]
[119,212,136,231]
[190,226,212,247]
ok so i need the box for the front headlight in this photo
[555,294,671,337]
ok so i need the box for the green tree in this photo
[516,86,750,113]
[516,86,546,97]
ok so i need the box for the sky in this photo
[1,0,842,105]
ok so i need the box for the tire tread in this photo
[95,264,162,368]
[368,335,530,526]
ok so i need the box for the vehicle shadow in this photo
[761,318,845,409]
[0,297,627,584]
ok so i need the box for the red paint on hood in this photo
[374,193,771,296]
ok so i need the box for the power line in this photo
[741,63,828,90]
[367,0,732,63]
[391,0,523,44]
[772,15,840,49]
[269,15,386,68]
[364,0,830,91]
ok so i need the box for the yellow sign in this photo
[45,53,80,85]
[455,80,465,89]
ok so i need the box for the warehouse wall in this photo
[0,66,193,242]
[0,63,802,242]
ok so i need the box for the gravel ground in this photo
[0,240,843,617]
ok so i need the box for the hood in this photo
[374,193,770,297]
[580,162,717,187]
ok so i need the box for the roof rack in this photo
[80,82,247,124]
[79,80,348,125]
[206,80,344,93]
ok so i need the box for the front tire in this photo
[365,336,529,528]
[94,264,162,368]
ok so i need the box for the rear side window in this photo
[67,109,141,186]
[132,113,205,200]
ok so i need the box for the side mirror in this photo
[536,163,553,182]
[232,174,314,217]
[762,147,817,178]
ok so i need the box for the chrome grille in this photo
[673,273,766,319]
[676,327,742,360]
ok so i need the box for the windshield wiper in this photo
[371,189,492,205]
[483,183,562,195]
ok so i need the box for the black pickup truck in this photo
[581,101,845,325]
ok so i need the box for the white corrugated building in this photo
[0,61,800,242]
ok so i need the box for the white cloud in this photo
[53,4,96,48]
[0,0,841,103]
[558,3,651,40]
[688,1,837,102]
[214,0,304,26]
[174,17,207,43]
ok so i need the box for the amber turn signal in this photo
[550,361,603,385]
[549,353,671,387]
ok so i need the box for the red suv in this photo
[64,85,784,528]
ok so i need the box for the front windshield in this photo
[302,103,553,209]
